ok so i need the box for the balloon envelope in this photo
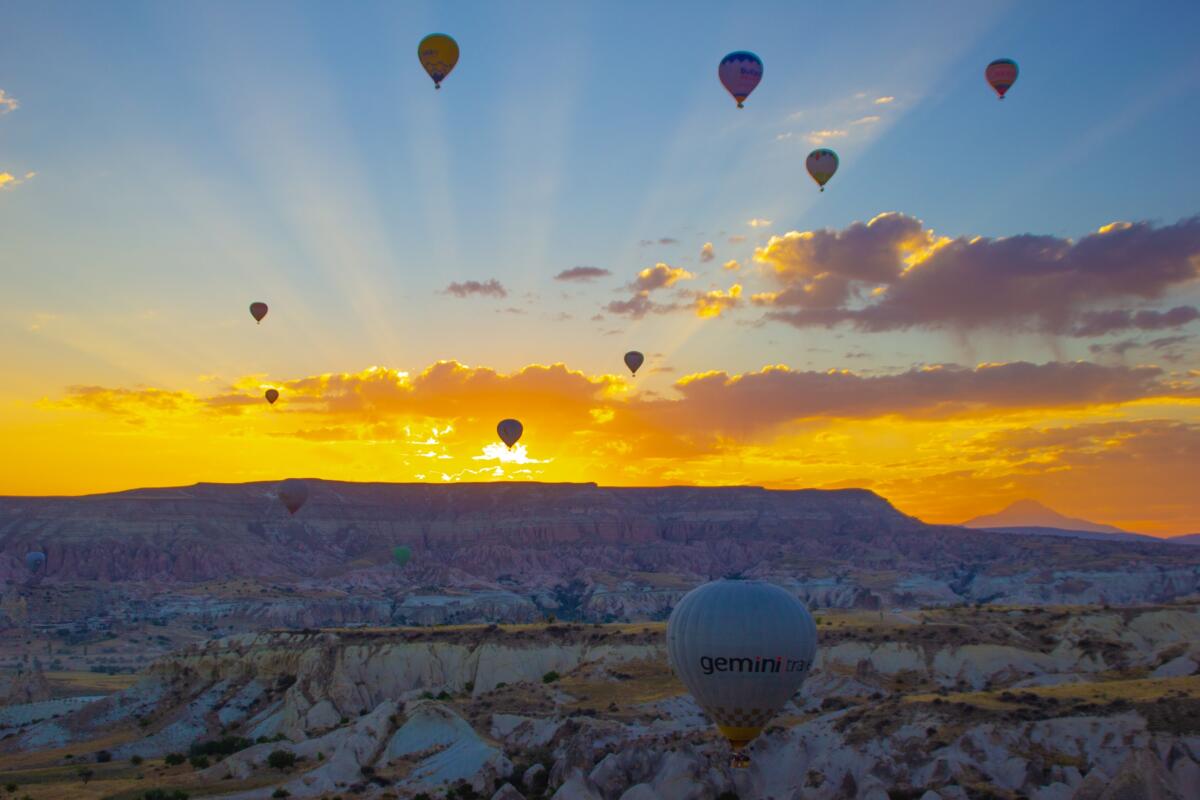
[497,419,523,449]
[25,551,46,573]
[667,579,817,764]
[986,58,1018,99]
[278,479,309,515]
[718,51,763,108]
[806,148,839,191]
[250,302,268,323]
[265,389,279,405]
[393,546,412,567]
[419,34,459,88]
[624,351,645,376]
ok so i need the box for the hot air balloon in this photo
[265,389,279,405]
[624,351,645,376]
[250,302,269,324]
[806,148,839,192]
[497,419,523,449]
[667,579,818,768]
[277,479,309,516]
[419,34,459,89]
[718,51,763,108]
[393,546,412,567]
[986,58,1018,100]
[25,551,46,574]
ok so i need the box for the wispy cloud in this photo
[700,242,715,262]
[806,129,848,145]
[554,266,611,282]
[874,96,895,105]
[0,171,36,190]
[441,279,508,299]
[747,218,773,228]
[851,115,881,126]
[0,89,18,114]
[723,260,741,271]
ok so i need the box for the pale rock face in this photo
[553,766,605,800]
[386,701,512,792]
[618,785,660,800]
[492,784,527,800]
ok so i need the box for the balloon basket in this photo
[730,751,751,770]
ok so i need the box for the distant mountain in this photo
[1169,533,1200,545]
[973,525,1157,544]
[963,499,1126,534]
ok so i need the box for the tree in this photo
[164,752,186,766]
[267,749,296,770]
[542,671,560,684]
[95,749,112,763]
[77,767,94,785]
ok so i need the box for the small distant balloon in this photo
[277,479,308,516]
[497,419,523,449]
[719,51,763,108]
[806,149,839,192]
[265,389,279,405]
[250,302,269,324]
[419,34,460,89]
[393,545,412,567]
[986,58,1018,100]
[624,351,645,376]
[25,551,46,574]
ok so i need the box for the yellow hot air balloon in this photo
[419,34,459,89]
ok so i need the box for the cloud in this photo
[723,260,741,271]
[441,279,508,299]
[874,96,895,105]
[0,171,35,190]
[807,129,848,145]
[554,266,612,282]
[1071,306,1200,337]
[747,219,773,228]
[752,213,1200,335]
[691,284,743,318]
[639,237,679,246]
[616,361,1194,442]
[604,294,678,320]
[700,242,715,262]
[630,263,694,292]
[851,115,881,125]
[728,235,747,244]
[0,89,17,114]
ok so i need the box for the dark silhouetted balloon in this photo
[667,579,817,768]
[419,34,459,89]
[250,302,269,324]
[265,389,279,405]
[986,58,1018,99]
[624,351,645,376]
[26,551,46,573]
[278,479,308,515]
[719,51,763,108]
[497,419,523,449]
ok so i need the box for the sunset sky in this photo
[2,1,1199,534]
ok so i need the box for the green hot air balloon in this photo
[393,545,412,567]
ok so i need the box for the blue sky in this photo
[2,0,1199,389]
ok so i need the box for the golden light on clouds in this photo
[4,359,1197,534]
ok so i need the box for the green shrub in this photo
[130,754,144,765]
[272,790,290,799]
[164,752,186,766]
[189,735,253,758]
[188,755,209,769]
[95,750,112,763]
[542,671,560,684]
[267,749,296,770]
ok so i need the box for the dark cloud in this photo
[441,279,508,299]
[1071,306,1200,337]
[753,214,1200,335]
[554,266,611,282]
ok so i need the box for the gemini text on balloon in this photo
[698,656,811,675]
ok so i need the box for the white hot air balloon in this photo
[667,579,818,767]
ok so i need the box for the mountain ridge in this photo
[962,498,1127,534]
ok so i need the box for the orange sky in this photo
[3,359,1197,535]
